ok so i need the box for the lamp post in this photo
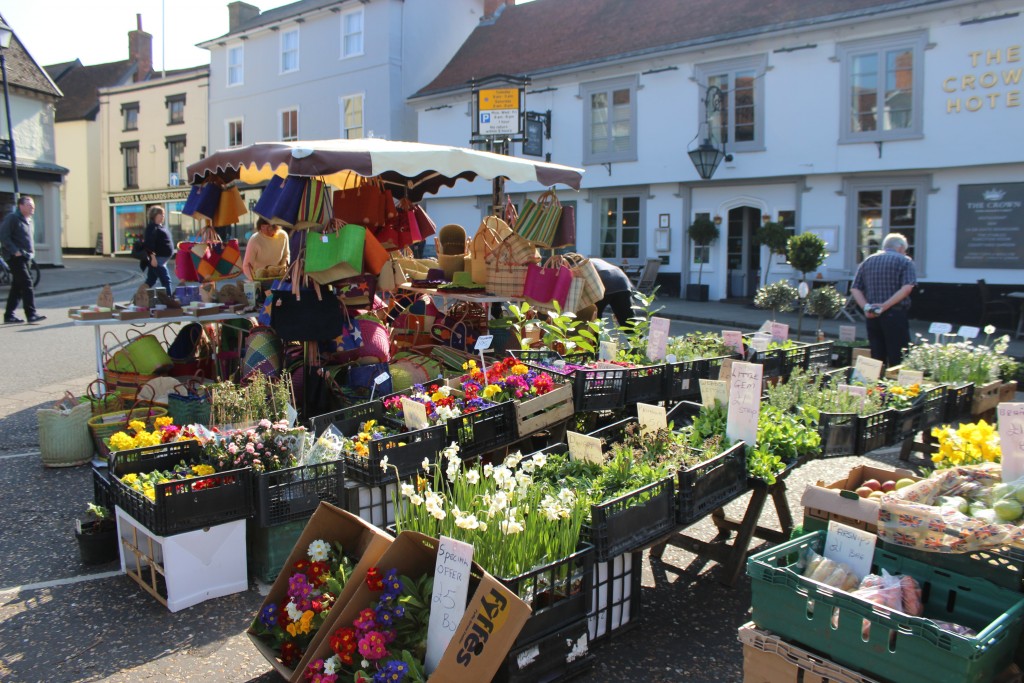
[688,85,731,180]
[0,19,19,199]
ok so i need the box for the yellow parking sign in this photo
[479,88,518,110]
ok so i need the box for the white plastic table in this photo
[73,311,246,391]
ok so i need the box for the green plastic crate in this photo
[247,518,308,584]
[747,530,1024,683]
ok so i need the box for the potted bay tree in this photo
[687,216,719,302]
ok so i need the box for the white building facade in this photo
[411,0,1024,323]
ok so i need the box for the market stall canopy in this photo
[186,138,584,201]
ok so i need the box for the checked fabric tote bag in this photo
[515,189,562,248]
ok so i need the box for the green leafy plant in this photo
[804,285,845,336]
[617,288,662,363]
[509,301,601,358]
[747,405,821,484]
[665,331,735,362]
[754,280,798,320]
[688,217,720,288]
[786,232,828,283]
[755,220,790,286]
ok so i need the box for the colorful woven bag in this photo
[515,189,562,247]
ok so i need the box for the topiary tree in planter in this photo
[687,216,720,301]
[754,280,798,321]
[805,285,845,340]
[786,232,828,284]
[755,220,790,286]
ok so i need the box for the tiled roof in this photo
[45,60,134,122]
[416,0,956,97]
[0,13,62,99]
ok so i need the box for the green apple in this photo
[894,478,916,490]
[994,498,1023,522]
[1014,486,1024,505]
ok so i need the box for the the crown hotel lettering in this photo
[966,188,1023,210]
[943,46,1021,113]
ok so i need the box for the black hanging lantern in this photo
[688,85,729,180]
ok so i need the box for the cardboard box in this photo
[247,502,394,682]
[801,464,918,534]
[303,530,532,683]
[68,306,114,320]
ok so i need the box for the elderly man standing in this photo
[850,232,916,367]
[1,196,45,324]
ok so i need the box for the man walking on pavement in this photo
[850,232,915,368]
[1,196,45,324]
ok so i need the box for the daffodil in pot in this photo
[687,216,720,302]
[75,503,119,565]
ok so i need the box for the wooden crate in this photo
[972,379,1003,415]
[514,382,574,438]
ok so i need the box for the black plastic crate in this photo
[572,368,627,412]
[666,400,702,425]
[589,551,643,643]
[502,543,594,646]
[587,416,632,447]
[494,618,594,683]
[919,384,948,430]
[511,349,563,364]
[92,466,115,510]
[943,382,975,422]
[252,460,345,527]
[346,423,447,486]
[624,363,667,404]
[447,400,517,458]
[777,344,810,378]
[677,441,749,526]
[590,475,675,561]
[816,411,858,457]
[665,359,701,400]
[697,354,734,382]
[889,404,923,444]
[343,480,399,528]
[855,409,895,454]
[308,399,381,436]
[747,347,784,378]
[804,341,833,373]
[830,343,870,368]
[110,441,251,536]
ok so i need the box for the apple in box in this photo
[802,464,920,532]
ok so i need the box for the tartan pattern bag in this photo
[563,253,606,312]
[485,233,538,298]
[515,189,562,247]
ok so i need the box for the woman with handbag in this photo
[143,206,174,292]
[242,218,290,280]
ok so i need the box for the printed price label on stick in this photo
[929,322,952,343]
[726,361,763,448]
[474,335,493,351]
[852,355,883,382]
[838,384,867,410]
[637,403,667,435]
[998,404,1024,483]
[722,330,744,354]
[646,317,671,361]
[599,340,618,361]
[402,398,430,431]
[700,379,728,408]
[370,372,390,400]
[896,369,924,386]
[957,325,980,339]
[825,520,876,581]
[770,322,789,343]
[424,535,474,674]
[839,325,857,342]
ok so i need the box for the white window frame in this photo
[227,44,244,87]
[280,107,299,142]
[340,8,364,59]
[843,175,930,276]
[591,187,646,262]
[280,27,299,74]
[226,117,244,148]
[837,31,927,143]
[580,75,638,165]
[694,54,767,153]
[340,94,364,140]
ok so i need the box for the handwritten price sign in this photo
[726,361,763,448]
[425,536,474,673]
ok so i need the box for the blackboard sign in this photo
[955,183,1024,269]
[523,117,543,157]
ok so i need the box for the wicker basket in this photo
[438,224,468,279]
[80,379,123,417]
[37,393,94,467]
[87,405,169,458]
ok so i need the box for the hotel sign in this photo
[955,183,1024,269]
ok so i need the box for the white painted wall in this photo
[55,119,100,250]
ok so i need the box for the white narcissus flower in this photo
[504,451,523,468]
[380,455,389,471]
[533,452,548,469]
[409,493,424,507]
[483,463,494,478]
[557,488,575,506]
[422,457,430,471]
[308,539,330,562]
[400,483,415,498]
[477,520,488,531]
[500,518,524,535]
[984,324,996,335]
[455,514,479,530]
[430,506,447,521]
[465,470,480,485]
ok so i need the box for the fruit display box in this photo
[801,464,918,534]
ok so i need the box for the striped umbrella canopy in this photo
[186,138,584,201]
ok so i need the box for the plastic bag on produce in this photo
[301,425,344,466]
[877,463,1024,553]
[801,548,859,591]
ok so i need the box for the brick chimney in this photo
[483,0,515,20]
[228,1,261,33]
[128,14,152,82]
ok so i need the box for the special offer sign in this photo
[478,88,522,136]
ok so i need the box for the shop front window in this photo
[115,204,146,253]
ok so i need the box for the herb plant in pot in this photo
[687,216,720,302]
[75,503,119,565]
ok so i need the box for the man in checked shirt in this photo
[851,232,917,368]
